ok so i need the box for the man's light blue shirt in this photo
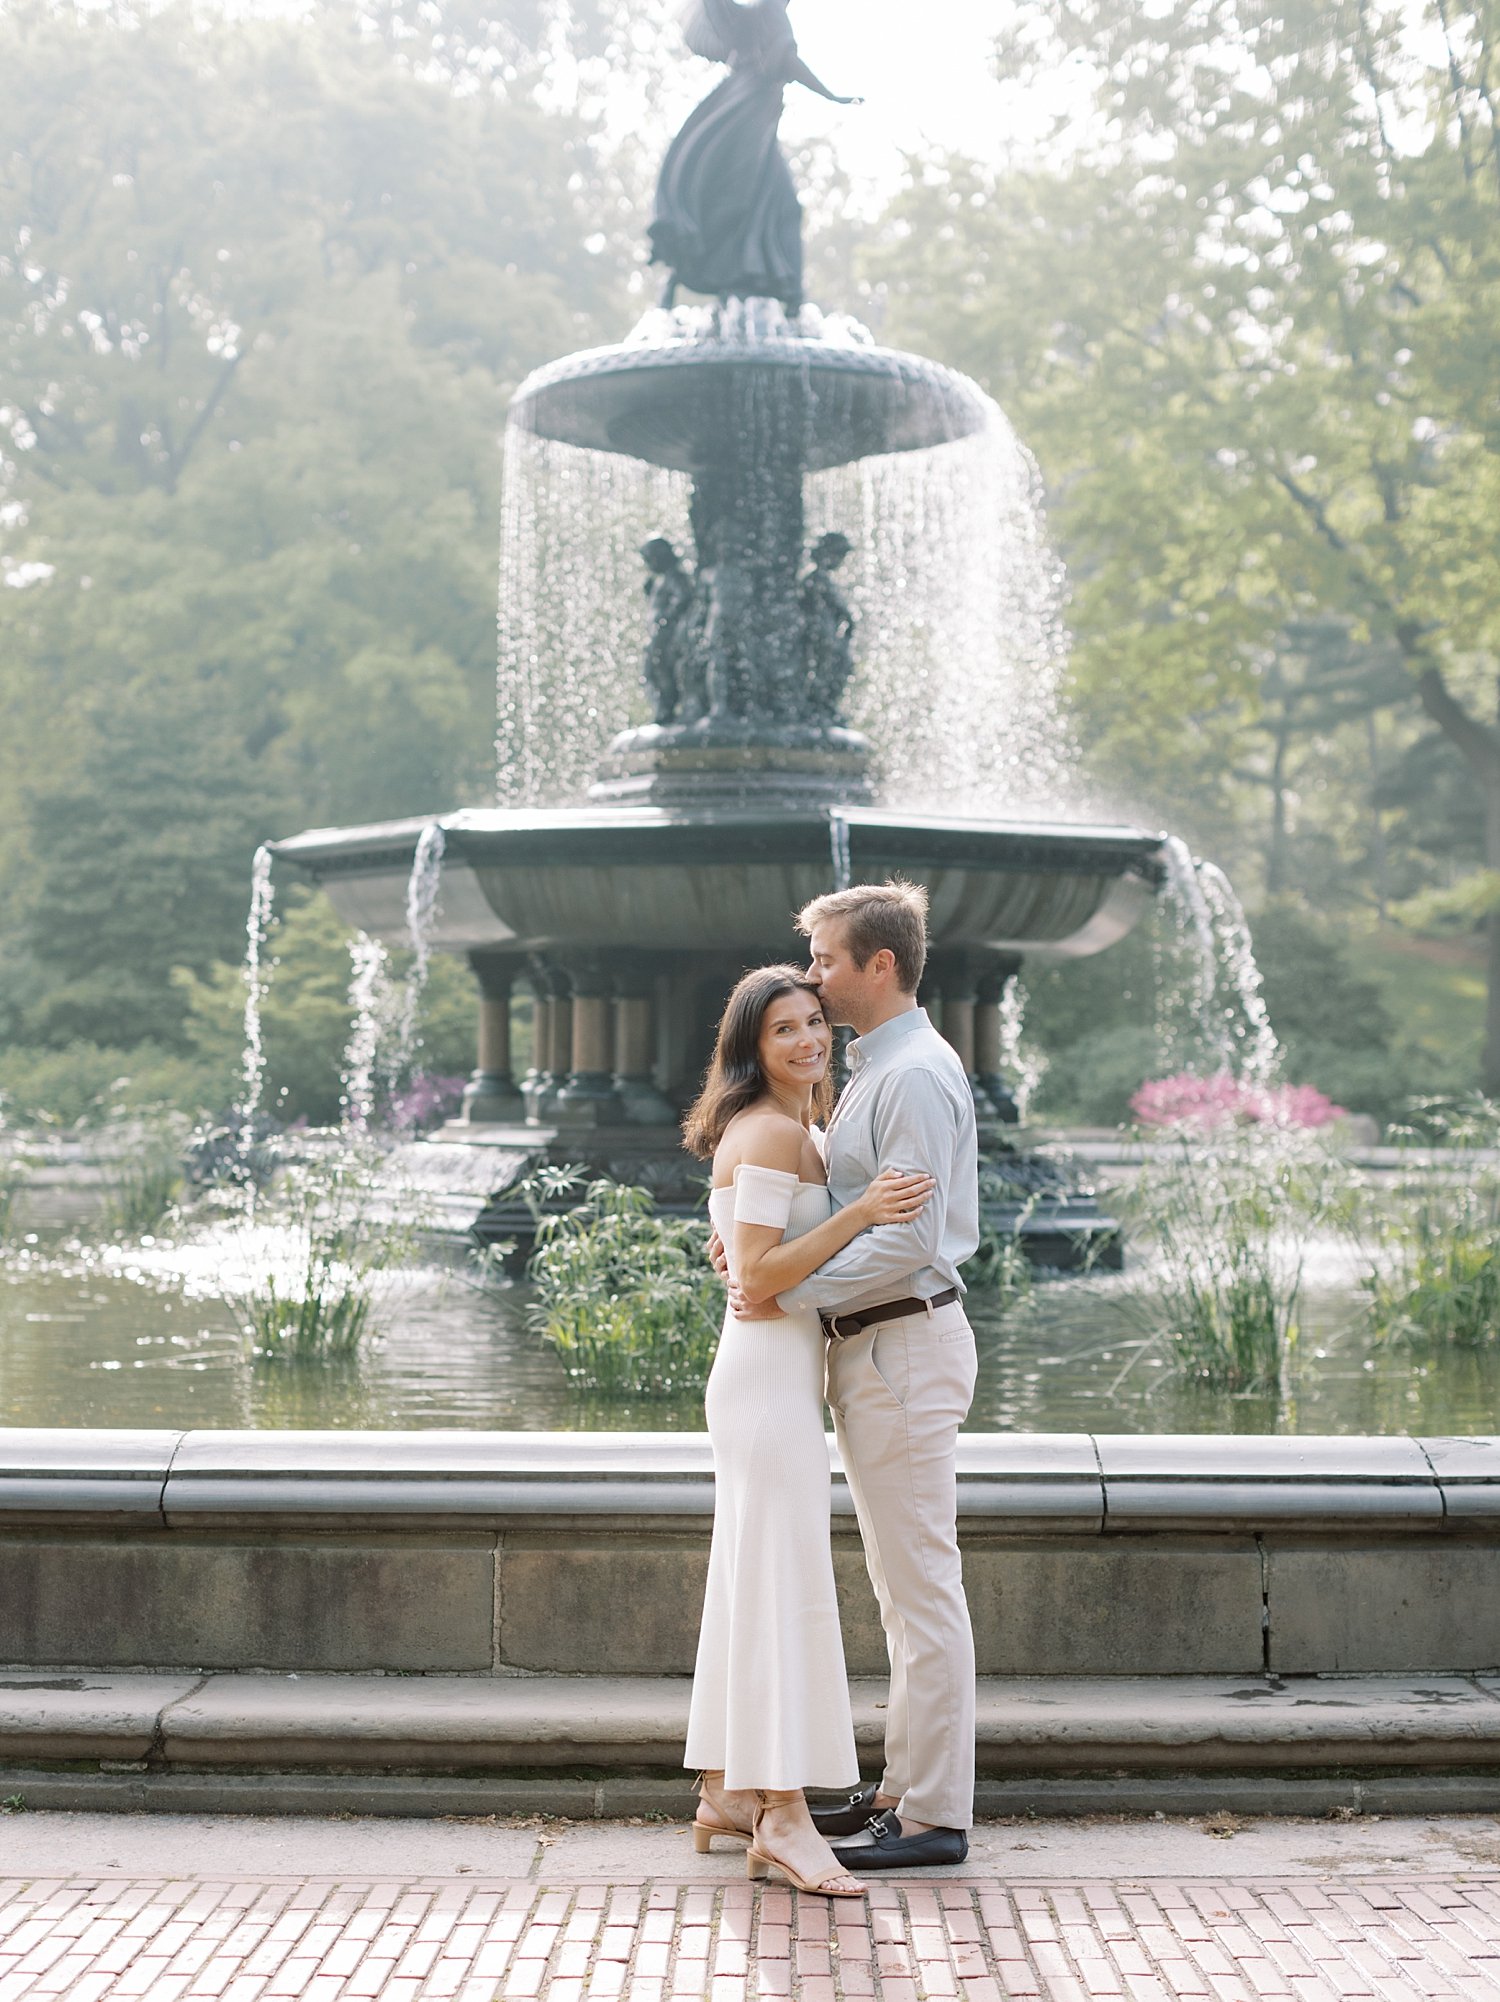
[778,1006,979,1316]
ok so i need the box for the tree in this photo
[0,0,634,1053]
[868,0,1500,1082]
[21,680,275,1047]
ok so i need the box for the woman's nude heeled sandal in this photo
[691,1772,751,1853]
[744,1794,867,1899]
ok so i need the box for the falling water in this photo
[1158,835,1280,1084]
[1197,861,1280,1086]
[829,809,852,891]
[814,425,1075,811]
[341,934,390,1131]
[237,845,275,1129]
[997,978,1048,1120]
[336,829,448,1132]
[392,822,446,1085]
[497,308,1078,814]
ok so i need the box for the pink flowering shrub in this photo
[1130,1072,1346,1132]
[384,1073,466,1133]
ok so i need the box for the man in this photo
[725,879,980,1869]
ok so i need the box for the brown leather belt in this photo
[820,1286,961,1342]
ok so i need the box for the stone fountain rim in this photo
[510,330,993,417]
[507,328,995,469]
[270,805,1170,883]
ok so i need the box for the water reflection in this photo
[5,1240,1499,1435]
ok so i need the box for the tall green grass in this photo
[1122,1126,1356,1392]
[98,1114,189,1238]
[238,1149,418,1363]
[525,1172,723,1397]
[0,1158,25,1241]
[1364,1097,1500,1347]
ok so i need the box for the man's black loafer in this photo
[830,1810,969,1870]
[808,1783,881,1838]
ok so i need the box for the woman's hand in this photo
[850,1168,936,1231]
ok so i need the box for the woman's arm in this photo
[733,1164,934,1305]
[787,55,861,103]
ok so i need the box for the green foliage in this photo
[1025,902,1422,1128]
[98,1116,191,1239]
[1365,1099,1500,1347]
[17,684,277,1050]
[964,1174,1034,1303]
[1032,1024,1161,1129]
[176,888,479,1126]
[0,1159,25,1241]
[235,1148,418,1362]
[867,0,1500,1080]
[524,1171,724,1397]
[0,1043,230,1128]
[0,0,631,1057]
[1121,1128,1357,1391]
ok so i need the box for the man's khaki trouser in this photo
[825,1296,978,1831]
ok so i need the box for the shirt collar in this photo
[847,1006,928,1072]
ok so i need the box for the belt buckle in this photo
[824,1310,859,1342]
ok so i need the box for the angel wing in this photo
[680,0,790,66]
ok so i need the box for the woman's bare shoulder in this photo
[716,1108,805,1178]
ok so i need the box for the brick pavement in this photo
[3,1872,1500,2001]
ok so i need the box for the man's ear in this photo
[872,947,896,984]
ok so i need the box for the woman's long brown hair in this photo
[682,964,835,1159]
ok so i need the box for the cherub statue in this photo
[800,530,856,722]
[639,536,694,725]
[649,0,860,313]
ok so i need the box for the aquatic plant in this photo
[237,1148,419,1363]
[1364,1097,1500,1348]
[98,1113,190,1239]
[524,1171,723,1397]
[1121,1125,1355,1392]
[964,1167,1034,1302]
[0,1157,25,1240]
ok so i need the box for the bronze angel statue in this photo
[649,0,859,314]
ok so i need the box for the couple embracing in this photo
[681,880,979,1899]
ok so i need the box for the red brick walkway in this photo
[4,1875,1500,2002]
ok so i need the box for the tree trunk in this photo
[1414,663,1500,1094]
[1267,725,1291,893]
[1486,776,1500,1096]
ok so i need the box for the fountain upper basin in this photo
[510,331,991,473]
[271,805,1166,958]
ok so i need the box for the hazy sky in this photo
[586,0,1089,207]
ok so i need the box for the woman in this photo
[681,964,934,1897]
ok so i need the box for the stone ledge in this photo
[3,1765,1500,1820]
[6,1671,1500,1780]
[2,1429,1492,1533]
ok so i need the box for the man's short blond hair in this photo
[795,879,930,994]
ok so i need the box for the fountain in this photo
[269,14,1168,1263]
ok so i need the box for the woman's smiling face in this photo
[757,989,831,1096]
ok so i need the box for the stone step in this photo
[6,1670,1500,1822]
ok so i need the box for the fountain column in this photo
[612,953,677,1126]
[556,952,624,1125]
[929,951,999,1120]
[525,957,571,1122]
[459,950,527,1124]
[976,956,1022,1126]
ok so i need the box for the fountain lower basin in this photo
[272,804,1165,958]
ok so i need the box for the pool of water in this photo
[3,1230,1496,1435]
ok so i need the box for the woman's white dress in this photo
[684,1163,860,1791]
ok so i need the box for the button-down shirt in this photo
[778,1006,979,1316]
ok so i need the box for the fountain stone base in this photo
[588,721,874,808]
